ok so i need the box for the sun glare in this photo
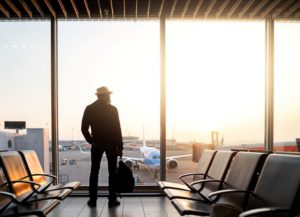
[166,21,265,142]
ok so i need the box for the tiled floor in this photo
[47,196,199,217]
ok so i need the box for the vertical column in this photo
[51,18,59,184]
[160,17,166,181]
[265,18,274,151]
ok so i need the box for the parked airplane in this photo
[78,141,191,179]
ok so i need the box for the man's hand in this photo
[117,148,123,158]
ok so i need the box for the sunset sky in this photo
[0,20,299,145]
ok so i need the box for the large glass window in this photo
[274,22,300,153]
[58,21,160,186]
[0,21,51,173]
[166,21,265,182]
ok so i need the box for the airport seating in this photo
[158,149,217,191]
[170,151,267,215]
[172,153,300,217]
[0,151,72,203]
[163,150,236,202]
[0,165,60,217]
[19,150,80,193]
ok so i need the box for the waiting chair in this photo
[0,151,72,203]
[164,150,236,202]
[158,149,216,192]
[19,150,80,193]
[172,153,300,217]
[0,165,59,217]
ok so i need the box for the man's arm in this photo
[81,107,93,144]
[114,108,123,154]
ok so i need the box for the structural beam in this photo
[0,3,10,18]
[58,0,67,18]
[249,0,269,18]
[261,0,281,18]
[193,0,204,18]
[265,18,274,152]
[51,18,59,185]
[272,0,295,18]
[215,0,230,18]
[158,0,164,18]
[70,0,79,18]
[204,0,217,18]
[19,0,32,18]
[84,0,91,18]
[283,1,300,18]
[135,0,138,19]
[160,17,166,181]
[110,0,114,18]
[238,0,256,18]
[31,0,44,17]
[170,0,177,18]
[181,0,190,18]
[5,0,21,17]
[147,0,151,18]
[97,0,103,18]
[44,0,56,18]
[123,0,126,18]
[227,0,243,18]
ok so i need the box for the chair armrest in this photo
[31,173,57,181]
[239,207,290,217]
[190,178,223,187]
[0,191,16,200]
[179,172,206,179]
[209,189,248,198]
[10,180,41,188]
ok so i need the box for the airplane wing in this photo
[122,156,144,164]
[78,144,145,163]
[166,154,192,160]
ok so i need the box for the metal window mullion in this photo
[160,17,166,181]
[265,18,274,151]
[51,18,59,184]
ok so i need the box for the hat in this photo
[95,86,112,95]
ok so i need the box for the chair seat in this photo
[46,181,81,191]
[164,188,205,201]
[1,199,59,217]
[30,188,72,201]
[172,198,211,216]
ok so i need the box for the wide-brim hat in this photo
[95,86,112,95]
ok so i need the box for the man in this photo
[81,86,123,208]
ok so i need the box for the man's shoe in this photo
[87,200,97,207]
[108,200,120,208]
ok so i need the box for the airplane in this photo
[77,140,192,179]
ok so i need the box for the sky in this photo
[0,20,299,145]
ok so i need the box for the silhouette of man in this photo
[81,86,123,208]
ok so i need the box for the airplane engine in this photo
[167,158,178,170]
[124,159,134,168]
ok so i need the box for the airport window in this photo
[274,22,300,153]
[58,21,160,186]
[165,21,265,183]
[0,21,51,173]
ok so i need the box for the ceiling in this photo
[0,0,299,20]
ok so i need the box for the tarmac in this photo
[56,150,197,186]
